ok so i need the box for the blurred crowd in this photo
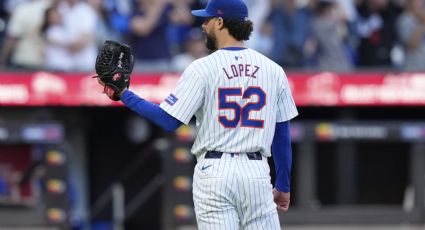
[0,0,424,72]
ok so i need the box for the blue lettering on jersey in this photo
[223,64,260,79]
[165,94,178,106]
[218,87,266,128]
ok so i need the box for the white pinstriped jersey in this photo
[160,48,298,157]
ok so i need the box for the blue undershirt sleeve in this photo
[271,121,292,193]
[120,90,183,132]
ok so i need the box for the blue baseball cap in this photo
[192,0,248,20]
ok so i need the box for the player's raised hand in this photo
[272,188,290,212]
[94,40,134,101]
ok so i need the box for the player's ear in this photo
[217,17,224,30]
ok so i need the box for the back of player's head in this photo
[222,19,253,41]
[191,0,253,41]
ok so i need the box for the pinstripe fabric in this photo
[193,154,280,230]
[160,48,298,158]
[160,48,297,229]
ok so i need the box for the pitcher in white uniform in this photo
[105,0,298,229]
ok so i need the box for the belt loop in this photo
[205,151,224,159]
[246,152,262,160]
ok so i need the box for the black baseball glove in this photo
[94,40,134,101]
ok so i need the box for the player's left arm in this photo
[272,121,292,192]
[273,68,297,193]
[271,121,292,212]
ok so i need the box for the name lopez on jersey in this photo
[223,64,260,79]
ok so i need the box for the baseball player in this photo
[94,0,298,229]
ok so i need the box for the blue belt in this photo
[205,151,262,160]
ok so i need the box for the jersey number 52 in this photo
[218,87,266,128]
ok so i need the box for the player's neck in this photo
[217,37,245,50]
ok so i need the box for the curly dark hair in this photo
[222,19,253,41]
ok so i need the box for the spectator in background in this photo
[396,0,425,71]
[0,0,9,49]
[189,0,207,27]
[57,0,98,72]
[41,6,73,71]
[129,0,172,72]
[245,0,271,51]
[0,0,52,70]
[87,0,121,44]
[103,0,132,38]
[167,0,196,54]
[254,20,274,57]
[335,0,357,22]
[355,0,402,68]
[267,0,312,68]
[171,28,207,71]
[334,0,358,64]
[308,0,352,71]
[4,0,30,12]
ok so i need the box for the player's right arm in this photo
[120,90,183,132]
[121,61,204,131]
[159,61,205,125]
